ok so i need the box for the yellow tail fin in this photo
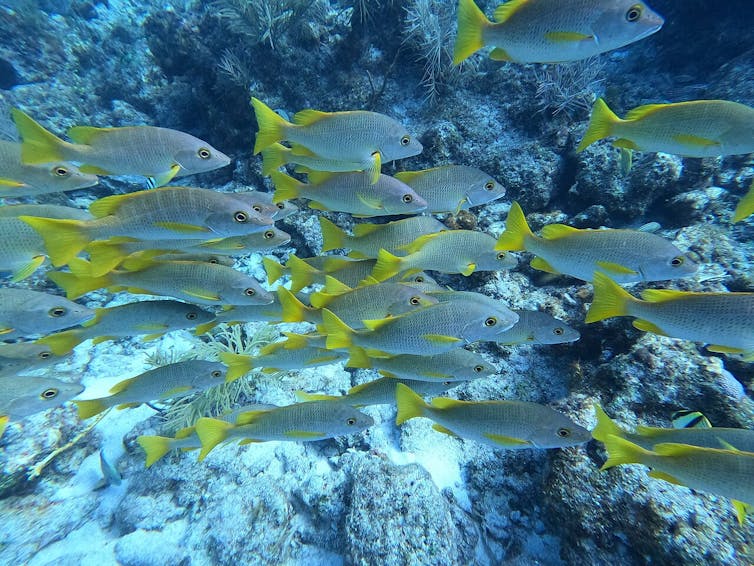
[345,347,373,369]
[287,255,320,292]
[319,216,347,252]
[321,309,354,350]
[277,286,313,322]
[219,352,253,382]
[453,0,491,65]
[74,398,109,419]
[260,143,291,175]
[19,216,90,267]
[395,383,428,425]
[295,390,338,402]
[262,256,285,284]
[371,249,404,281]
[494,202,533,251]
[195,417,234,461]
[86,241,129,276]
[733,181,754,223]
[11,108,70,164]
[251,98,290,154]
[48,270,110,300]
[585,272,635,323]
[576,98,620,152]
[270,171,304,203]
[600,434,652,471]
[137,435,173,467]
[591,404,627,443]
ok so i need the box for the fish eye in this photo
[625,4,642,22]
[276,203,285,209]
[557,427,571,437]
[400,135,411,146]
[263,230,275,240]
[496,252,507,260]
[211,370,222,378]
[671,256,685,267]
[553,327,564,336]
[209,257,221,264]
[484,317,497,327]
[346,417,357,426]
[48,306,67,317]
[409,296,422,306]
[484,181,495,191]
[186,311,198,320]
[252,205,263,213]
[234,211,249,223]
[40,388,59,399]
[38,351,52,359]
[402,194,414,203]
[197,147,212,159]
[413,275,425,283]
[473,365,484,373]
[53,166,70,177]
[244,288,256,296]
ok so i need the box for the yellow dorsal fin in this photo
[540,223,579,240]
[640,288,689,303]
[493,0,528,23]
[109,376,137,395]
[625,104,667,121]
[67,125,115,145]
[356,192,384,210]
[324,274,352,295]
[352,222,383,237]
[362,317,394,331]
[89,192,137,217]
[292,108,329,126]
[234,409,271,426]
[402,232,440,254]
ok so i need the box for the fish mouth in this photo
[635,20,664,41]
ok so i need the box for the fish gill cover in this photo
[0,0,753,564]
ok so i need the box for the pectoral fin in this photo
[530,256,559,274]
[148,164,181,188]
[647,470,683,485]
[183,288,221,301]
[422,334,462,344]
[632,319,667,336]
[545,31,594,43]
[11,255,46,282]
[596,261,638,276]
[673,134,720,149]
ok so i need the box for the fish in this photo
[11,108,231,187]
[372,229,518,280]
[95,450,122,489]
[271,171,428,217]
[395,383,591,449]
[394,165,506,213]
[592,405,754,452]
[495,202,697,283]
[671,410,712,430]
[453,0,664,65]
[0,204,91,281]
[0,340,69,373]
[36,300,215,354]
[587,272,754,360]
[252,98,423,183]
[49,257,274,306]
[0,375,84,421]
[600,434,754,524]
[577,98,754,157]
[345,346,496,382]
[493,309,580,345]
[0,288,95,340]
[321,296,519,356]
[733,180,754,223]
[230,189,299,220]
[195,399,374,460]
[319,215,447,258]
[221,333,348,381]
[19,187,273,267]
[0,140,98,196]
[296,376,458,407]
[74,360,226,419]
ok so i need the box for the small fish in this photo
[733,180,754,223]
[36,300,215,354]
[394,165,506,213]
[346,346,496,382]
[271,171,428,217]
[0,140,98,196]
[95,450,122,489]
[0,340,67,369]
[671,410,712,430]
[454,0,663,65]
[230,189,298,220]
[587,273,754,360]
[600,434,754,524]
[321,296,519,356]
[396,383,590,449]
[319,216,446,258]
[12,108,231,187]
[221,333,348,381]
[0,374,84,421]
[252,98,423,183]
[195,400,374,460]
[297,377,457,407]
[20,187,273,267]
[49,257,273,306]
[74,360,226,419]
[0,288,95,340]
[496,202,697,283]
[373,229,517,280]
[494,309,580,345]
[578,99,754,157]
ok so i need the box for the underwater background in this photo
[1,0,753,564]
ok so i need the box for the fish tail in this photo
[395,383,428,425]
[11,108,71,164]
[495,202,533,251]
[287,254,318,292]
[321,308,354,350]
[48,269,110,300]
[277,286,310,322]
[576,98,620,152]
[733,181,754,223]
[74,399,108,419]
[591,404,627,443]
[85,241,128,276]
[262,256,286,284]
[35,330,84,355]
[194,320,219,335]
[195,417,233,461]
[251,97,290,154]
[270,171,303,203]
[319,216,347,252]
[585,272,635,323]
[260,143,290,175]
[137,435,173,467]
[345,347,373,369]
[218,352,252,382]
[453,0,491,65]
[19,216,90,267]
[371,249,404,281]
[600,434,652,471]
